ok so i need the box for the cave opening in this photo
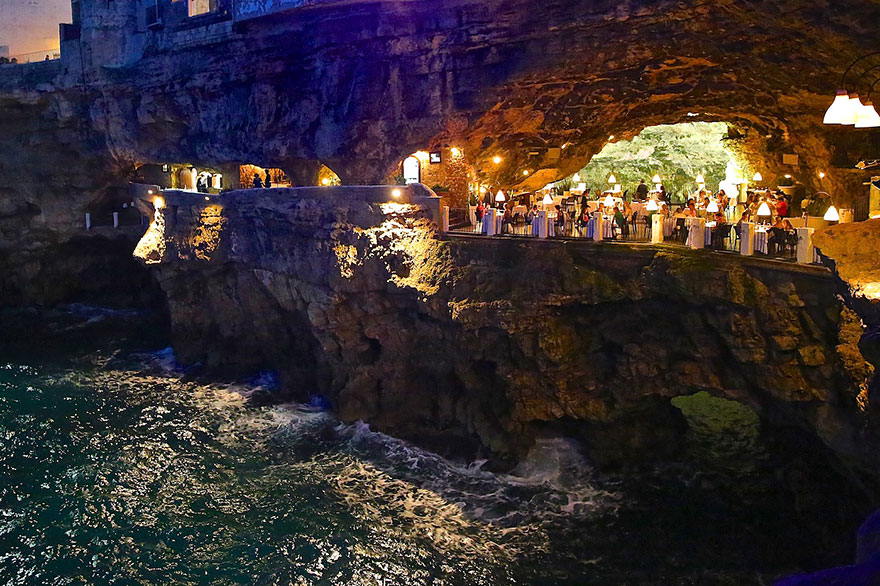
[556,122,755,205]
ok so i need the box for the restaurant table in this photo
[754,227,768,254]
[585,216,615,239]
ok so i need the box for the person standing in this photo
[252,173,263,189]
[265,173,272,189]
[636,179,649,201]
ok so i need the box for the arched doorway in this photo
[403,156,421,184]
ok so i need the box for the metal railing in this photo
[5,49,60,64]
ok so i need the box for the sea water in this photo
[0,349,871,585]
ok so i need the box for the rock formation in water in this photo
[137,187,875,472]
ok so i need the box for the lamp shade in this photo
[824,90,852,124]
[855,102,880,129]
[756,202,772,217]
[646,199,659,212]
[542,193,554,205]
[572,173,581,183]
[603,195,615,208]
[824,205,840,222]
[695,173,706,184]
[753,172,763,182]
[706,200,719,213]
[607,174,617,184]
[495,190,506,202]
[840,94,863,126]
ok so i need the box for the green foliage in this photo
[568,123,747,200]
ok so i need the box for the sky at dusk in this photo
[0,0,71,55]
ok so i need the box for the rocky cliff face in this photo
[140,187,875,471]
[2,0,878,307]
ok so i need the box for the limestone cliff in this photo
[139,187,875,470]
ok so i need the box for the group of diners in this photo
[469,184,799,257]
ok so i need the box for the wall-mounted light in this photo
[493,156,503,165]
[522,170,530,176]
[819,172,826,179]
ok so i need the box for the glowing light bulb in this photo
[819,172,826,179]
[322,178,330,186]
[493,156,502,165]
[450,147,461,157]
[392,188,402,198]
[523,170,530,176]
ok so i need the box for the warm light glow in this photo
[493,156,503,165]
[522,170,530,176]
[753,172,763,182]
[450,147,461,157]
[542,193,554,205]
[824,205,840,222]
[646,199,659,212]
[147,189,154,195]
[603,195,615,208]
[695,173,706,184]
[414,151,430,161]
[572,173,581,183]
[819,172,826,179]
[784,174,792,179]
[153,196,165,210]
[322,178,331,186]
[756,202,772,217]
[608,135,615,141]
[607,174,617,184]
[204,196,210,201]
[855,102,880,128]
[652,174,661,184]
[706,200,719,213]
[495,190,506,202]
[842,94,864,125]
[391,188,402,199]
[824,90,852,125]
[479,185,487,194]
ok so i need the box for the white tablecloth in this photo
[755,228,768,254]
